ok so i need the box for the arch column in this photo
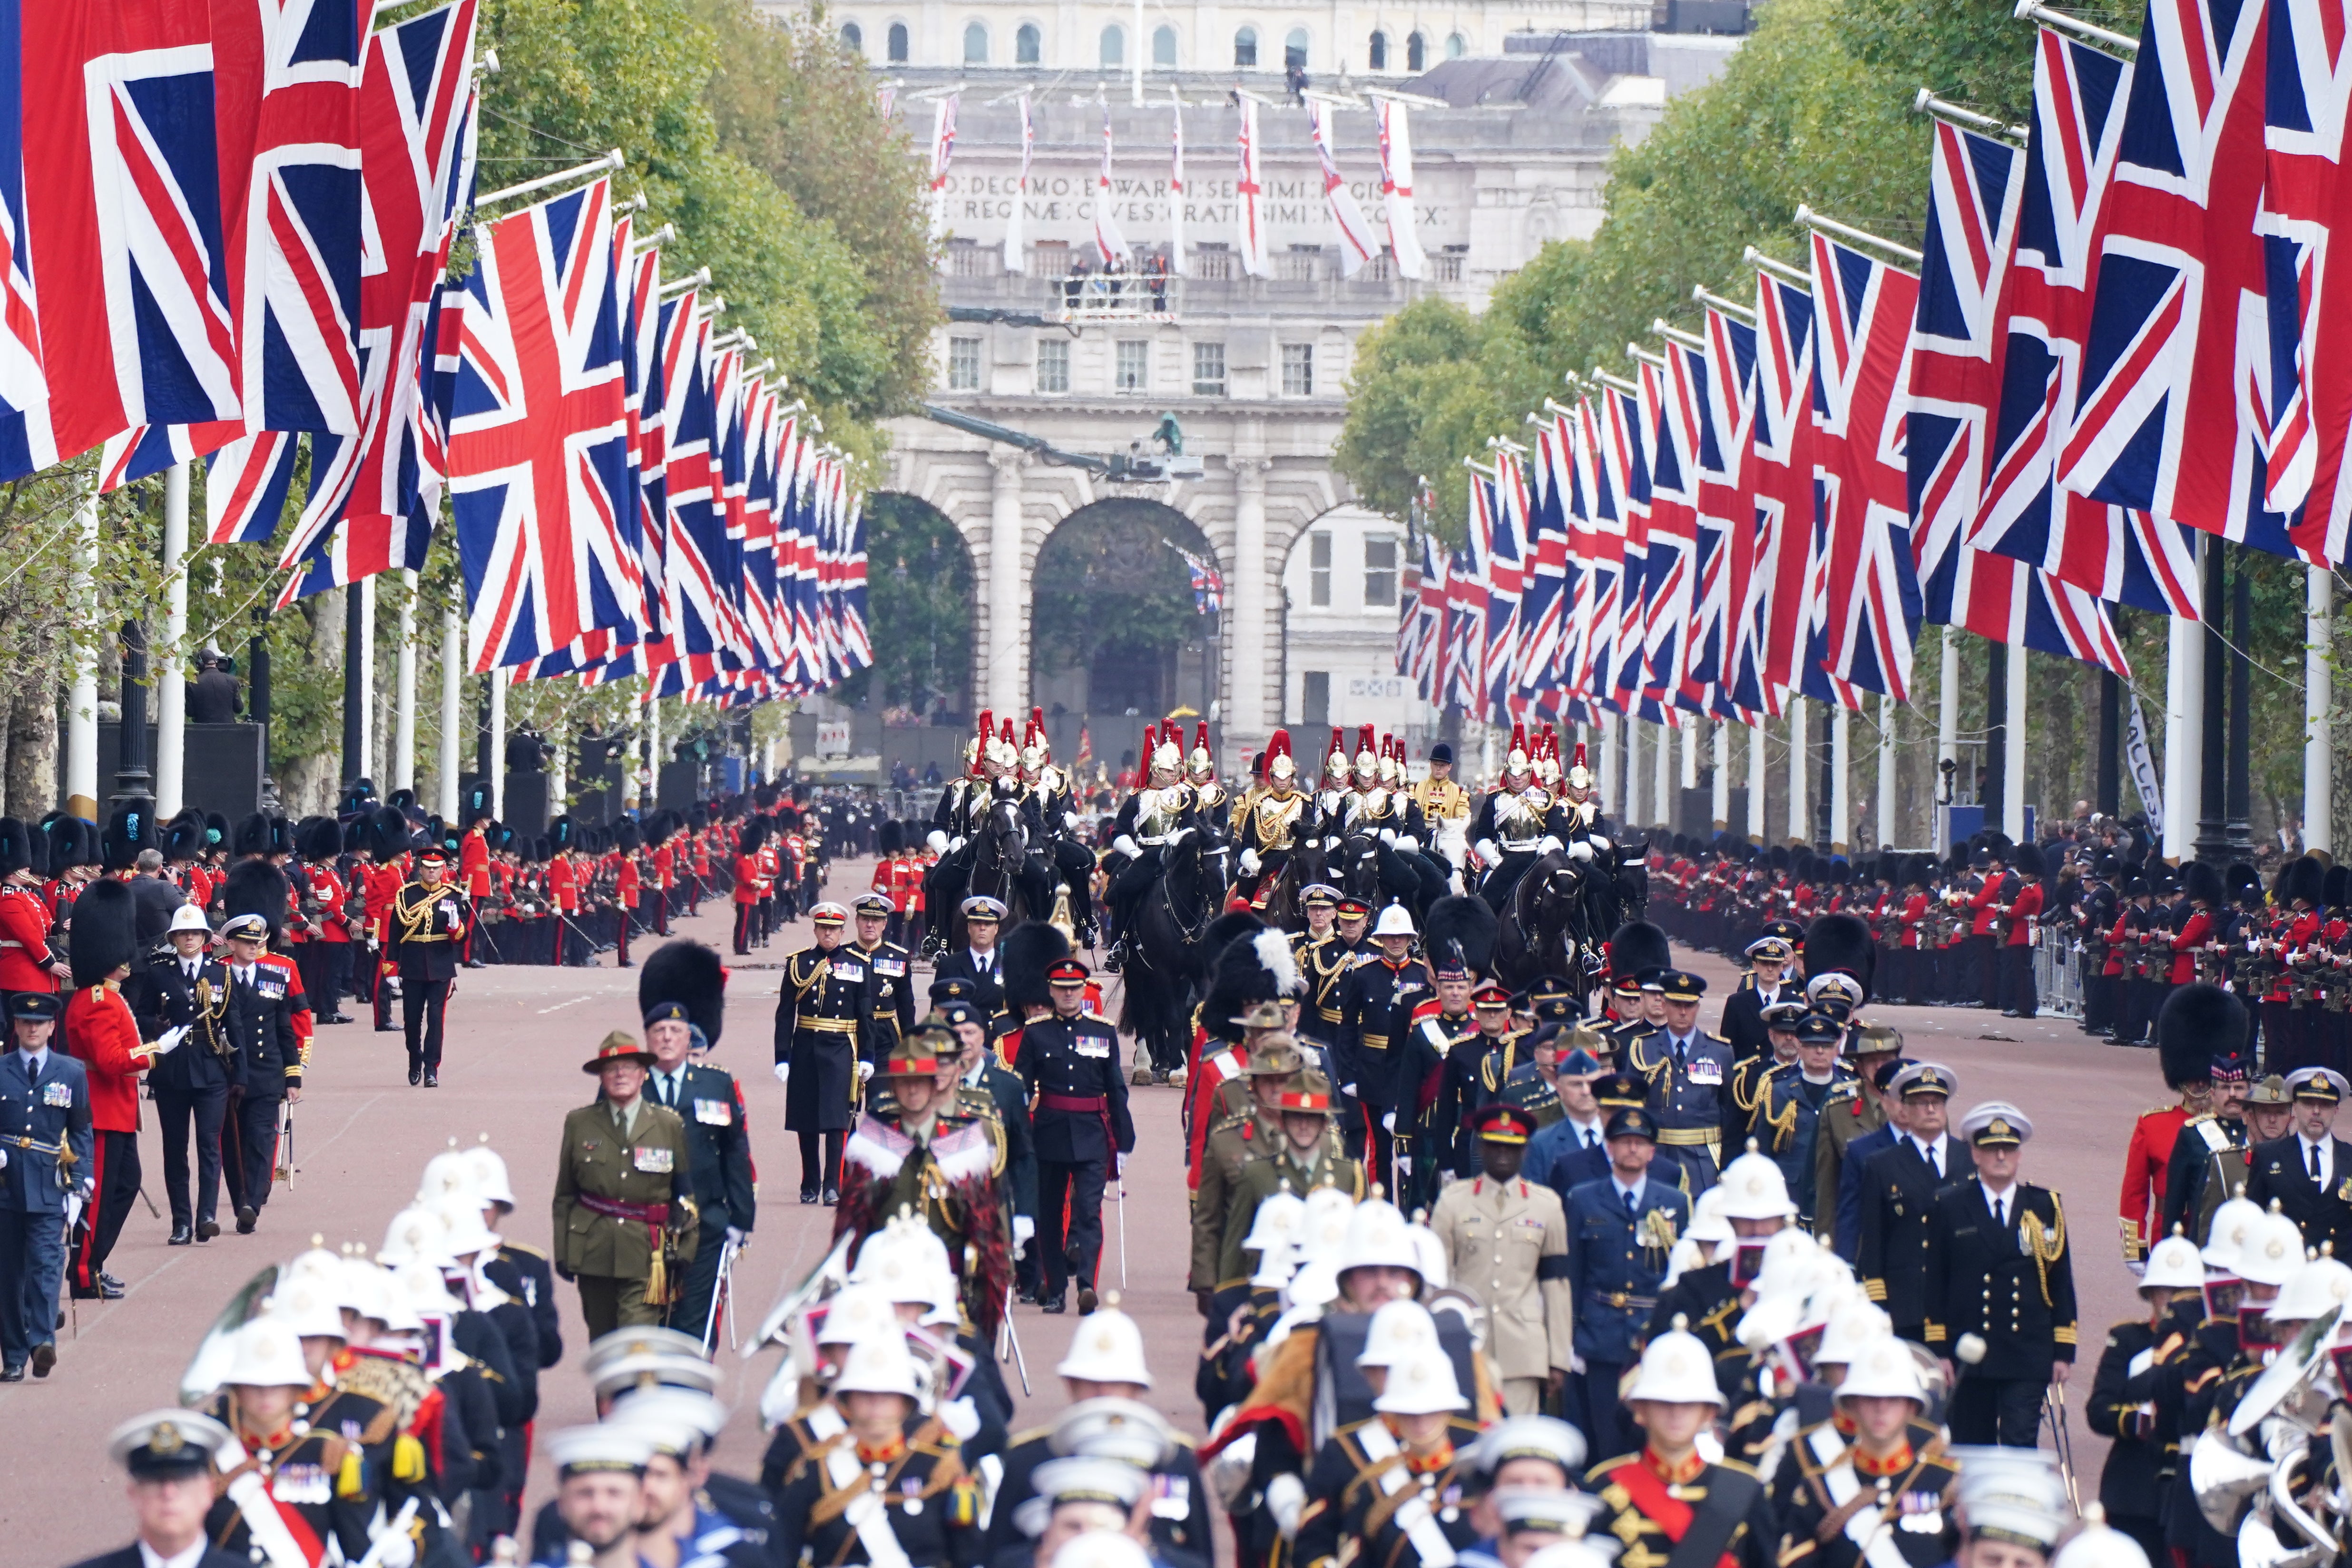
[1228,455,1271,745]
[987,449,1029,716]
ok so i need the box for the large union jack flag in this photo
[1748,266,1819,714]
[1691,298,1758,707]
[1642,350,1703,712]
[0,1,49,481]
[448,176,643,670]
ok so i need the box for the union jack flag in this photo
[0,0,49,481]
[1482,451,1529,723]
[1747,267,1819,714]
[1973,29,2199,616]
[1402,525,1445,699]
[1600,383,1656,715]
[1642,350,1704,712]
[1572,394,1626,711]
[23,0,240,464]
[1172,541,1225,614]
[448,176,643,670]
[1690,299,1758,701]
[1809,231,1922,702]
[1513,421,1573,704]
[2064,0,2300,557]
[1911,117,2132,674]
[1444,543,1486,715]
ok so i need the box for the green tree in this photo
[838,495,974,714]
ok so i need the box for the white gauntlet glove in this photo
[1537,835,1564,857]
[153,1025,189,1056]
[1476,838,1501,866]
[1238,849,1261,878]
[1266,1473,1307,1541]
[926,831,949,855]
[1379,828,1397,847]
[855,1061,875,1085]
[1568,841,1595,863]
[1013,1214,1036,1252]
[772,1063,790,1088]
[1113,834,1142,860]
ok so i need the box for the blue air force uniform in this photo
[1562,1104,1689,1460]
[1627,971,1731,1193]
[0,997,92,1375]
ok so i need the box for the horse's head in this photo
[1338,833,1382,898]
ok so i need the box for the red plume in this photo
[1510,722,1528,757]
[1572,741,1588,770]
[1194,721,1209,754]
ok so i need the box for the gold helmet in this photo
[1186,722,1215,783]
[986,716,1020,774]
[1534,728,1561,785]
[1378,735,1403,788]
[1019,706,1048,774]
[1151,722,1184,777]
[1323,727,1352,786]
[1502,722,1533,787]
[1352,724,1379,784]
[1266,729,1298,790]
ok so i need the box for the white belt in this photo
[1354,1422,1458,1568]
[1804,1426,1911,1568]
[824,1442,913,1568]
[1499,839,1541,853]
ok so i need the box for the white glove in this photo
[1341,1082,1358,1098]
[2125,1257,2147,1279]
[949,835,967,853]
[1589,834,1613,853]
[1324,836,1342,852]
[1448,872,1466,895]
[1239,849,1262,878]
[1113,834,1142,860]
[1013,1214,1036,1251]
[1397,836,1419,853]
[926,830,949,855]
[372,1526,418,1568]
[1537,835,1564,857]
[940,1395,983,1442]
[1065,812,1083,833]
[1569,841,1595,863]
[1397,1156,1413,1176]
[855,1061,875,1085]
[773,1063,790,1087]
[1379,828,1398,847]
[153,1024,189,1056]
[1476,838,1501,866]
[1381,1111,1397,1132]
[725,1225,749,1249]
[1266,1473,1308,1541]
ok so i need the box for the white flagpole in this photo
[1004,93,1031,274]
[1169,92,1186,277]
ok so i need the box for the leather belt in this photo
[1601,1292,1659,1310]
[1655,1128,1721,1149]
[578,1193,669,1225]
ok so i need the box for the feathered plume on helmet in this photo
[1535,728,1561,784]
[1565,739,1593,794]
[1504,722,1532,781]
[1265,728,1297,786]
[1151,722,1183,774]
[1352,724,1378,780]
[1019,707,1046,772]
[1188,721,1214,779]
[966,709,993,774]
[1323,728,1351,783]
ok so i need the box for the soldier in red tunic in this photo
[0,817,67,1012]
[60,880,164,1300]
[2118,982,2226,1267]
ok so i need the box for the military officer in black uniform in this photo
[639,992,755,1347]
[1921,1101,2078,1446]
[1019,957,1133,1314]
[217,911,300,1234]
[937,992,1039,1292]
[1855,1062,1967,1343]
[132,904,235,1245]
[1562,1105,1691,1461]
[1333,903,1431,1180]
[775,902,867,1205]
[77,1409,245,1568]
[390,844,470,1087]
[1719,933,1801,1063]
[1628,969,1733,1193]
[848,892,917,1061]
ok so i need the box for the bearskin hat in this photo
[222,860,290,942]
[879,820,902,856]
[299,816,341,863]
[2182,860,2226,908]
[0,817,36,880]
[341,818,366,855]
[462,780,493,826]
[232,812,272,859]
[2012,841,2046,878]
[102,804,157,873]
[2226,862,2262,905]
[1423,894,1499,981]
[753,783,780,811]
[164,811,206,862]
[2158,982,2244,1088]
[640,939,727,1046]
[338,779,377,817]
[69,877,137,990]
[1001,920,1072,1016]
[738,817,769,857]
[268,815,294,858]
[45,816,92,873]
[614,817,643,853]
[1201,921,1302,1043]
[642,811,672,849]
[1804,911,1876,1004]
[686,805,709,833]
[2278,855,2327,909]
[1607,920,1672,983]
[1769,845,1791,872]
[363,806,408,862]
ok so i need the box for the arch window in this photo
[1444,30,1465,57]
[888,20,910,60]
[963,20,989,62]
[1367,29,1387,69]
[841,20,863,52]
[1234,26,1257,66]
[1016,21,1041,61]
[1285,28,1309,68]
[1406,30,1426,69]
[1153,23,1178,65]
[1100,23,1124,65]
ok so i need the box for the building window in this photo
[887,21,910,60]
[1364,535,1398,607]
[1281,343,1314,396]
[1444,30,1466,57]
[1303,670,1331,727]
[1100,24,1124,65]
[1153,23,1178,65]
[1191,341,1226,396]
[948,336,981,390]
[1285,28,1309,68]
[1368,30,1387,69]
[1407,30,1426,69]
[841,21,863,52]
[964,20,989,62]
[1016,22,1041,61]
[1037,338,1069,393]
[1234,26,1257,66]
[1309,530,1333,606]
[1115,339,1150,393]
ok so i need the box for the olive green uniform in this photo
[551,1096,700,1337]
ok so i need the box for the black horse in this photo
[948,796,1038,952]
[1117,827,1231,1078]
[1493,848,1583,993]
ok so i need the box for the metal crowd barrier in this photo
[2030,934,2087,1021]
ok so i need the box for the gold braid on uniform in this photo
[2020,1201,2065,1308]
[1758,1088,1799,1153]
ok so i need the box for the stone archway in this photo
[860,492,980,723]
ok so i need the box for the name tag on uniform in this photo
[42,1082,72,1107]
[873,957,906,977]
[831,961,865,983]
[1687,1059,1723,1086]
[693,1098,733,1126]
[632,1146,675,1173]
[1075,1039,1111,1059]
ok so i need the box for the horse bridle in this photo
[1157,837,1229,946]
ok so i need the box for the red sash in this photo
[1609,1461,1740,1568]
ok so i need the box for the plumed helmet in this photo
[1803,912,1875,1005]
[222,860,291,942]
[2156,982,2243,1090]
[639,940,727,1047]
[1002,920,1073,1015]
[1189,722,1214,778]
[1503,722,1531,780]
[1266,728,1296,784]
[1150,723,1182,774]
[2182,859,2225,907]
[1607,920,1671,984]
[69,877,138,990]
[1323,728,1351,782]
[1352,723,1378,780]
[101,804,156,872]
[1423,895,1499,982]
[299,816,341,863]
[2278,854,2327,909]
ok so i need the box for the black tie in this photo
[1926,1142,1941,1179]
[2313,1143,2324,1181]
[1624,1189,1638,1216]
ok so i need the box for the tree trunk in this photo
[7,683,59,819]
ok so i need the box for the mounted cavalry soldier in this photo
[1015,708,1099,945]
[1409,741,1474,876]
[922,711,1009,958]
[1104,723,1194,973]
[1235,730,1314,911]
[1470,724,1566,915]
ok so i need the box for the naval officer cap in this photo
[1498,1489,1610,1539]
[1301,883,1341,910]
[959,895,1008,921]
[221,912,271,943]
[1891,1062,1957,1100]
[546,1425,655,1478]
[1759,999,1809,1030]
[1470,1414,1588,1483]
[1792,1013,1844,1048]
[2288,1066,2350,1103]
[852,892,893,918]
[1959,1101,2033,1147]
[108,1409,231,1480]
[1012,1457,1153,1540]
[1655,969,1706,1002]
[809,901,849,927]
